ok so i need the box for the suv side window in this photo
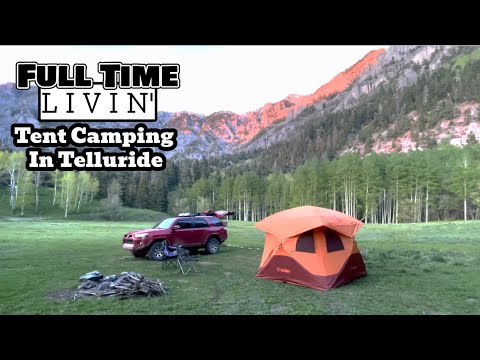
[210,218,223,226]
[193,219,209,228]
[176,219,192,229]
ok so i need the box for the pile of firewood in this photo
[74,271,168,300]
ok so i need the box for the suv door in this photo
[192,218,210,246]
[171,218,194,246]
[208,217,227,242]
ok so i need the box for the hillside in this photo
[235,45,480,169]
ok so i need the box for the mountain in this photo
[0,83,38,149]
[0,48,385,155]
[236,45,480,161]
[2,46,480,162]
[160,48,385,157]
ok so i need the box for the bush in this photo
[100,195,122,221]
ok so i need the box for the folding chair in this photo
[161,241,179,270]
[161,241,198,275]
[176,247,198,275]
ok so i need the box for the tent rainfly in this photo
[255,206,367,290]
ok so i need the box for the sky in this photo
[0,46,386,115]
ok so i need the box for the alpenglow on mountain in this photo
[1,46,479,159]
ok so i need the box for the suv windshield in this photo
[153,218,175,229]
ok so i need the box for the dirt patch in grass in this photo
[47,289,77,300]
[199,261,219,266]
[212,287,224,302]
[270,305,287,314]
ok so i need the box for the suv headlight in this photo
[135,233,149,239]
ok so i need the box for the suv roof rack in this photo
[177,210,235,218]
[178,212,207,217]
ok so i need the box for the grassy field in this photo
[0,219,479,314]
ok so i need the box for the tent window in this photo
[326,230,344,252]
[296,231,315,253]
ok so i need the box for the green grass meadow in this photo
[0,218,479,314]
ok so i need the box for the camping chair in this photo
[176,247,199,275]
[161,240,179,270]
[161,241,199,275]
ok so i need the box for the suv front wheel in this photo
[147,242,165,261]
[205,237,220,254]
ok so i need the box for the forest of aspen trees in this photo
[1,144,480,223]
[0,151,99,217]
[169,145,480,223]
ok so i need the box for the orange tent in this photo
[255,206,367,290]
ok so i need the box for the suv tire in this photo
[147,242,165,261]
[205,237,220,254]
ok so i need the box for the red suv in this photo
[122,215,228,260]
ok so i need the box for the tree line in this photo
[169,145,480,223]
[0,151,99,217]
[1,144,480,223]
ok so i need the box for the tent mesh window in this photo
[296,230,315,253]
[325,230,344,252]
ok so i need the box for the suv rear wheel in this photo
[205,237,220,254]
[147,242,165,261]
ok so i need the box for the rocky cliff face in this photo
[0,83,38,150]
[194,48,385,144]
[155,47,386,157]
[238,45,467,154]
[352,101,480,155]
